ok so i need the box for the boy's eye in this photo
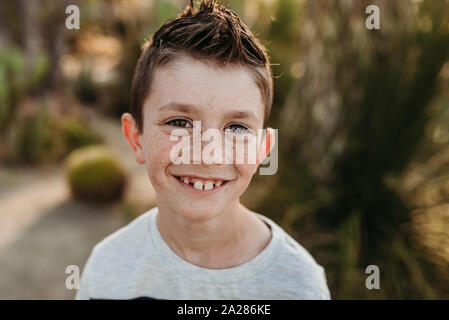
[225,124,250,134]
[166,119,192,128]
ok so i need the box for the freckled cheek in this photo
[235,164,258,183]
[143,131,174,159]
[142,132,176,181]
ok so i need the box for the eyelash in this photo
[166,118,192,128]
[225,123,251,134]
[165,119,251,134]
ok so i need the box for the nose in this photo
[192,122,226,165]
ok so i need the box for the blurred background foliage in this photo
[66,145,127,203]
[1,0,449,299]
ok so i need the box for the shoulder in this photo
[76,207,158,299]
[258,214,331,300]
[81,207,157,279]
[93,207,156,256]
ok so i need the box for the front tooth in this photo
[183,177,189,184]
[194,181,204,190]
[204,181,213,191]
[215,181,222,187]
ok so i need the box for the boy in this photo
[76,0,330,300]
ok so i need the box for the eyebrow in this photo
[157,102,196,113]
[157,102,260,123]
[225,110,260,123]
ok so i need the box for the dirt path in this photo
[0,116,155,299]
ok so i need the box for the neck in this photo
[156,201,270,269]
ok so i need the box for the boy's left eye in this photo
[225,124,250,134]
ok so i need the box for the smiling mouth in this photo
[172,175,229,192]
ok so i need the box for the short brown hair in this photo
[130,0,273,132]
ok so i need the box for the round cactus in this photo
[66,145,127,203]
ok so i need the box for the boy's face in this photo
[123,56,272,220]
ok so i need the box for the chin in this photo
[174,203,222,221]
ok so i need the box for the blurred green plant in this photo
[73,68,98,104]
[7,99,102,165]
[59,117,102,152]
[0,45,49,133]
[66,145,127,203]
[11,100,58,164]
[0,46,24,133]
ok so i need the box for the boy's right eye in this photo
[166,119,192,128]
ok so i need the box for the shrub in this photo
[66,145,127,203]
[9,108,102,165]
[73,69,98,104]
[58,117,102,152]
[11,102,64,165]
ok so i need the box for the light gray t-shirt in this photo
[76,207,331,300]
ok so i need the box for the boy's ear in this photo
[256,127,275,165]
[121,113,146,164]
